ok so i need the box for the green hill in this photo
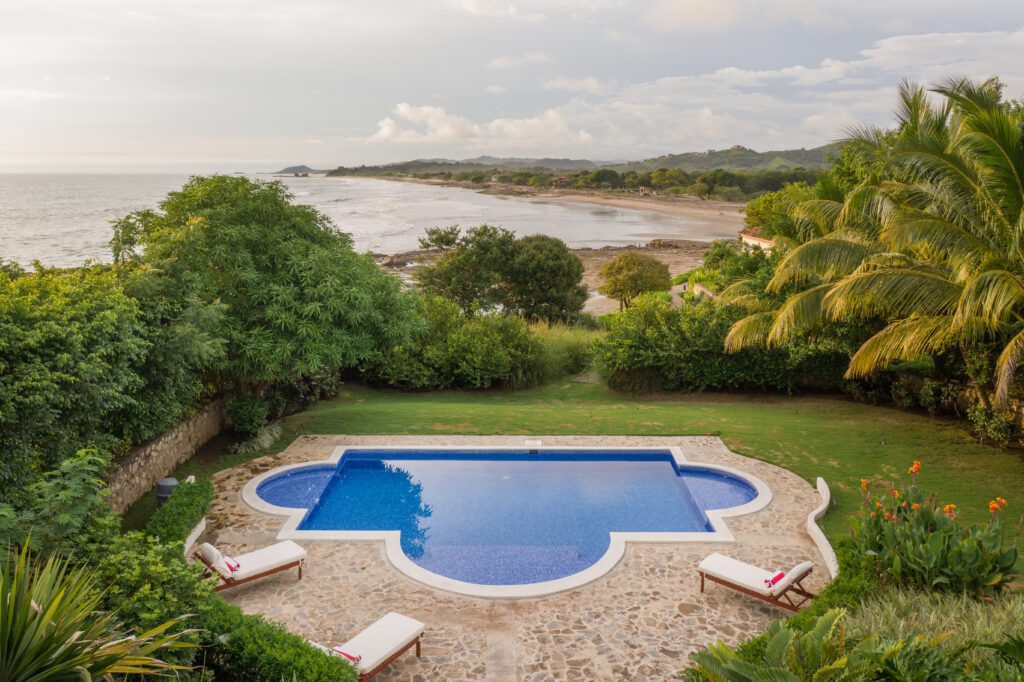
[324,144,836,177]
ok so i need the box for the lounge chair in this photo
[311,612,425,681]
[194,540,306,592]
[698,552,815,612]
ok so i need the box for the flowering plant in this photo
[852,461,1019,596]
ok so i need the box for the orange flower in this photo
[989,501,1001,514]
[997,497,1007,508]
[890,489,900,499]
[912,503,921,511]
[901,500,907,507]
[908,461,921,475]
[884,512,892,520]
[870,512,876,518]
[875,501,884,509]
[860,479,871,492]
[943,503,957,519]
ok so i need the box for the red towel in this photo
[332,647,361,663]
[224,556,241,573]
[764,571,785,588]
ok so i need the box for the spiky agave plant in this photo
[0,543,195,680]
[727,76,1024,405]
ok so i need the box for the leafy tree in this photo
[0,544,194,680]
[503,235,586,322]
[417,227,586,322]
[416,225,516,313]
[111,175,417,392]
[597,252,672,309]
[0,267,147,497]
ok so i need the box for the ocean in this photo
[0,174,733,267]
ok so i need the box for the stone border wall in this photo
[107,397,229,513]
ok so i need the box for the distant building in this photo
[552,176,571,188]
[739,227,774,251]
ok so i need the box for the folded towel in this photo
[332,646,361,663]
[224,556,241,573]
[764,571,785,588]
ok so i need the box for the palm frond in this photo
[767,283,833,346]
[955,269,1024,330]
[845,317,958,378]
[825,268,961,319]
[724,312,776,353]
[768,239,879,291]
[993,328,1024,407]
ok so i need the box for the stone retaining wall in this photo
[107,397,229,512]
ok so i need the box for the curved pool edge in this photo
[239,445,773,599]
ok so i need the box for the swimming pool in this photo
[245,447,770,597]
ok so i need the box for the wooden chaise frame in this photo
[699,565,816,612]
[193,550,304,592]
[357,636,422,682]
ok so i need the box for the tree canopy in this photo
[597,252,672,309]
[111,175,417,390]
[416,225,587,322]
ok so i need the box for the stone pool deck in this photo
[206,436,830,681]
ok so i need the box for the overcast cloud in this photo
[1,0,1022,172]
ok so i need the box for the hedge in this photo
[200,599,358,682]
[144,480,215,544]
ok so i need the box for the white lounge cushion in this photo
[230,540,306,580]
[339,612,425,673]
[197,542,232,579]
[699,553,813,597]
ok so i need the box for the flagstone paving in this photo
[206,435,829,681]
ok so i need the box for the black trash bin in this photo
[156,477,178,506]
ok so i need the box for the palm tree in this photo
[0,544,195,680]
[726,76,1024,405]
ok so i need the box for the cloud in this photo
[366,27,1024,160]
[0,89,64,99]
[542,76,607,94]
[485,84,507,93]
[368,103,592,151]
[641,0,741,31]
[449,0,546,22]
[487,51,553,69]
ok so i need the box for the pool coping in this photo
[239,445,773,599]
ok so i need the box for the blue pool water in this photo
[256,449,757,586]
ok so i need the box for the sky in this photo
[1,0,1022,172]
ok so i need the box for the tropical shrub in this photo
[90,532,214,667]
[361,295,545,390]
[228,394,271,439]
[200,598,357,682]
[694,609,882,681]
[852,463,1018,596]
[0,266,146,497]
[966,405,1015,446]
[0,543,194,679]
[145,480,215,544]
[0,448,113,555]
[593,295,843,393]
[449,314,541,389]
[597,252,672,309]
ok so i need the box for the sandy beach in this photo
[367,174,747,237]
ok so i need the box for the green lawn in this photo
[126,381,1024,545]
